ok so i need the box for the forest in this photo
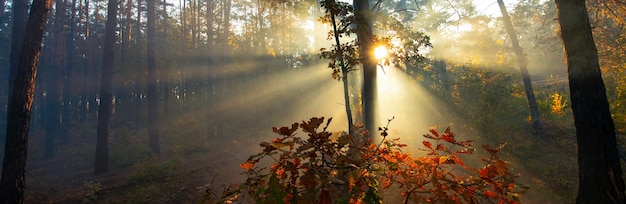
[0,0,625,203]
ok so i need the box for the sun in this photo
[374,46,388,60]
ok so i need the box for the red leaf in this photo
[480,166,496,180]
[482,144,499,154]
[436,143,444,150]
[423,141,433,150]
[451,155,465,166]
[442,134,455,143]
[429,129,440,139]
[273,123,299,136]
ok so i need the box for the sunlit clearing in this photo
[374,46,388,60]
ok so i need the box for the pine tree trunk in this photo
[3,0,29,150]
[134,0,143,132]
[206,0,213,47]
[8,0,28,96]
[146,0,160,153]
[94,0,119,175]
[45,0,68,158]
[161,0,169,115]
[0,0,52,201]
[555,0,626,203]
[497,0,542,135]
[61,0,77,142]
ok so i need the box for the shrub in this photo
[129,158,179,185]
[82,181,102,203]
[206,117,526,203]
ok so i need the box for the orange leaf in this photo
[494,160,508,174]
[240,161,254,170]
[484,190,498,198]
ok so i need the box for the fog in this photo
[0,0,611,202]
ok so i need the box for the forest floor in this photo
[21,122,578,204]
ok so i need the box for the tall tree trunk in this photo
[204,0,214,142]
[0,0,53,201]
[497,0,542,135]
[134,0,142,132]
[146,0,160,153]
[45,0,68,157]
[222,0,231,60]
[4,0,28,150]
[83,0,94,121]
[206,0,213,48]
[94,0,119,175]
[354,0,376,137]
[433,59,449,91]
[161,0,169,115]
[190,0,196,48]
[121,0,133,129]
[0,0,7,23]
[62,0,77,142]
[181,0,186,48]
[256,0,264,55]
[122,0,131,70]
[8,0,29,96]
[555,0,626,203]
[180,0,188,109]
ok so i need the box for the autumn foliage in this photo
[205,117,526,203]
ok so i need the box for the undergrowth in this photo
[129,148,181,185]
[203,117,527,203]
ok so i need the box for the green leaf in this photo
[363,186,382,204]
[263,174,286,204]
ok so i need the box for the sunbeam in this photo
[375,67,454,155]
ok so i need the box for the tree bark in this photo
[161,0,170,115]
[8,0,29,96]
[94,0,119,175]
[4,0,29,150]
[62,0,78,142]
[497,0,542,135]
[555,0,626,203]
[147,0,160,153]
[45,0,69,158]
[122,0,132,70]
[134,0,143,132]
[354,0,377,137]
[0,0,53,201]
